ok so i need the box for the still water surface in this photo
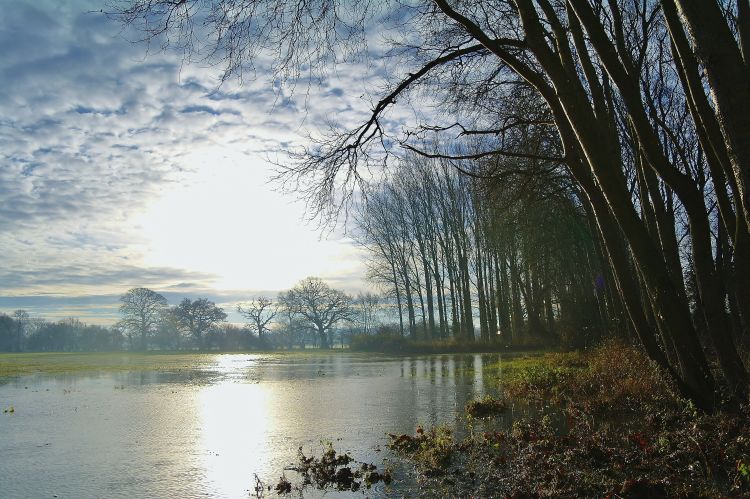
[0,353,536,498]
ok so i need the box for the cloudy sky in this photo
[0,1,384,323]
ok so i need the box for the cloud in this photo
[0,1,401,322]
[0,262,215,294]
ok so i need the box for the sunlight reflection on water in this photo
[198,380,270,497]
[0,353,555,498]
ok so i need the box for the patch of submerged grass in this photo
[0,349,367,378]
[0,351,226,377]
[290,443,392,493]
[388,425,455,471]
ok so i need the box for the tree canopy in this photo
[119,287,168,350]
[278,277,354,349]
[173,297,228,348]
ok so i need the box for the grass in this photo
[0,351,229,377]
[497,342,679,412]
[388,425,455,471]
[465,395,507,418]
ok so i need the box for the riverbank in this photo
[388,341,750,497]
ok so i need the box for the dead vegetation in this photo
[388,341,750,497]
[286,443,392,493]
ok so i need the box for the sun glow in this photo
[197,381,270,496]
[133,145,364,291]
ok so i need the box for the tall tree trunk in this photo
[670,0,750,235]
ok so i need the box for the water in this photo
[0,352,541,498]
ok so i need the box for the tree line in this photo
[114,278,360,350]
[0,277,372,352]
[356,153,604,348]
[0,312,123,352]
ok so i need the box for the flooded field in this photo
[0,352,546,498]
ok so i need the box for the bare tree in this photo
[355,292,381,335]
[278,277,353,349]
[237,297,277,338]
[173,298,227,349]
[274,310,309,349]
[119,287,168,350]
[12,310,29,352]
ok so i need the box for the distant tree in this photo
[109,323,125,351]
[278,277,354,349]
[113,320,135,350]
[173,298,227,349]
[355,292,381,335]
[75,322,115,351]
[0,314,124,353]
[153,308,182,350]
[0,314,14,351]
[119,288,168,350]
[27,317,47,337]
[214,323,255,351]
[237,297,277,338]
[12,310,29,352]
[273,312,308,350]
[32,318,80,351]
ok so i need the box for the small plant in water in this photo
[466,395,507,418]
[289,443,392,492]
[274,474,292,495]
[388,425,454,471]
[252,474,265,498]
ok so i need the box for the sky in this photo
[0,1,386,324]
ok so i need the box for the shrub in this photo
[500,340,677,413]
[388,425,454,470]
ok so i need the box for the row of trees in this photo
[0,311,282,353]
[118,288,229,350]
[357,154,604,347]
[117,278,358,350]
[0,313,123,352]
[0,282,390,353]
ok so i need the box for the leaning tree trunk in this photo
[670,0,750,236]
